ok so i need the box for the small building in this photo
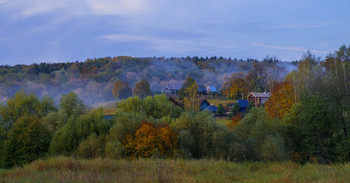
[237,99,249,113]
[247,92,271,107]
[168,97,184,108]
[199,99,210,111]
[198,85,208,94]
[204,105,218,113]
[206,85,217,93]
[162,83,182,95]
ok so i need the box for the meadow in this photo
[1,157,349,183]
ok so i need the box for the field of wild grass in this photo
[1,157,350,183]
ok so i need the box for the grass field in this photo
[1,157,350,183]
[216,118,232,125]
[206,97,235,107]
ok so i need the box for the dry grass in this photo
[206,98,235,106]
[103,108,120,116]
[216,118,232,125]
[1,157,350,183]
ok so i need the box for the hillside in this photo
[0,56,296,105]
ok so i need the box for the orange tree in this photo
[265,81,296,119]
[122,121,177,159]
[227,113,242,129]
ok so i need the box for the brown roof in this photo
[249,92,271,98]
[168,97,184,108]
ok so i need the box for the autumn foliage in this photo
[122,122,178,159]
[223,73,248,99]
[265,81,295,119]
[112,80,132,100]
[227,113,242,129]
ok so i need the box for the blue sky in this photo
[0,0,349,65]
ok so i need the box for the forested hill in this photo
[0,56,297,105]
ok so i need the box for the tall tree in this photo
[184,83,199,111]
[265,81,296,119]
[223,73,248,99]
[112,80,132,100]
[133,79,152,99]
[59,92,86,118]
[179,77,197,98]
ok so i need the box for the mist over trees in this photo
[0,56,295,105]
[1,44,350,168]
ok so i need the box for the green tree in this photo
[179,77,197,98]
[75,134,106,159]
[234,107,288,161]
[283,96,342,163]
[171,111,233,159]
[0,90,57,127]
[59,92,86,118]
[118,94,182,119]
[228,103,240,118]
[216,103,225,116]
[112,80,132,100]
[2,116,51,167]
[49,109,109,156]
[133,79,152,99]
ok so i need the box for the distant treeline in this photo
[0,56,296,105]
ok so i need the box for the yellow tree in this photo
[223,73,248,99]
[184,83,200,111]
[265,81,296,119]
[122,121,178,159]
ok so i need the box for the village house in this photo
[204,105,217,114]
[198,85,208,94]
[206,85,217,93]
[199,99,210,110]
[167,96,184,108]
[237,99,249,113]
[247,92,271,107]
[162,83,182,96]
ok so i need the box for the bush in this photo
[104,112,146,158]
[171,111,233,159]
[49,109,109,156]
[2,116,51,167]
[216,103,225,116]
[234,107,289,161]
[118,95,183,119]
[75,134,106,159]
[121,122,178,159]
[0,90,57,128]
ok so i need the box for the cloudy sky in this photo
[0,0,349,65]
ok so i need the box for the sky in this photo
[0,0,349,65]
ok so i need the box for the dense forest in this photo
[0,44,350,169]
[0,56,296,105]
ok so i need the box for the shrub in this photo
[118,95,183,119]
[2,116,51,167]
[75,134,106,159]
[49,109,109,156]
[216,103,225,116]
[122,122,178,159]
[171,111,233,159]
[234,107,289,161]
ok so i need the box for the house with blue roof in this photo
[204,105,217,113]
[206,85,217,93]
[237,99,249,113]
